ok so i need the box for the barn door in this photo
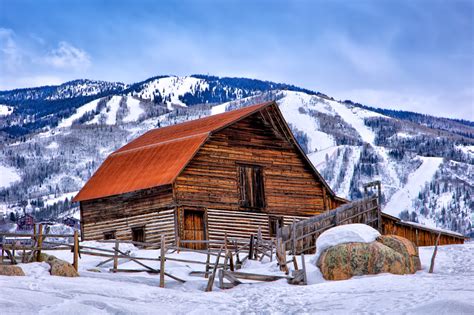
[182,210,206,250]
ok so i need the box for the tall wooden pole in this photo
[73,230,79,272]
[36,224,43,262]
[160,235,166,288]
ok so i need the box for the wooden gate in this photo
[182,210,207,250]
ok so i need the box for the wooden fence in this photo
[278,196,380,255]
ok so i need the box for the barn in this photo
[74,101,347,247]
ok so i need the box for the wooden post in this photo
[73,230,79,272]
[176,236,180,254]
[292,256,299,270]
[205,251,211,279]
[291,218,296,255]
[113,240,119,273]
[429,233,441,274]
[36,224,43,262]
[206,246,223,292]
[276,237,288,274]
[160,235,166,288]
[301,253,307,285]
[228,251,235,272]
[248,234,254,260]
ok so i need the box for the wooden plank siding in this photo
[81,209,176,246]
[80,185,176,243]
[382,214,466,246]
[206,208,308,243]
[174,109,341,216]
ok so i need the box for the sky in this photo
[0,0,473,120]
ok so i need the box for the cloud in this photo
[0,30,92,89]
[42,41,91,70]
[0,28,22,72]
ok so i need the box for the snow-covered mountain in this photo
[0,75,472,235]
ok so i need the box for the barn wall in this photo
[382,215,465,246]
[175,108,340,216]
[80,185,175,242]
[206,208,307,242]
[81,209,176,246]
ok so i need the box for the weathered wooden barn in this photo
[74,101,347,247]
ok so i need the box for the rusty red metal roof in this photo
[74,102,273,201]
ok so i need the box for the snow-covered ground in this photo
[0,164,20,188]
[1,241,473,314]
[0,104,13,116]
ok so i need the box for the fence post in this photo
[206,246,223,292]
[248,235,254,260]
[301,253,307,285]
[37,224,43,262]
[160,235,166,288]
[73,230,79,272]
[291,218,296,255]
[205,251,211,278]
[113,240,119,273]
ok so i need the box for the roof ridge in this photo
[112,132,210,156]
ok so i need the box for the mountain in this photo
[0,75,472,236]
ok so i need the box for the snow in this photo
[0,104,13,116]
[46,141,59,150]
[211,103,227,115]
[43,192,78,206]
[278,91,336,152]
[58,99,100,128]
[0,164,20,188]
[104,96,121,125]
[384,156,443,217]
[312,224,381,263]
[1,240,473,314]
[328,100,383,145]
[122,96,144,122]
[136,76,209,110]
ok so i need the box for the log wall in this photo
[81,209,176,246]
[175,107,341,216]
[206,208,308,243]
[80,185,175,242]
[381,214,466,246]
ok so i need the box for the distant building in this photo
[17,214,35,231]
[62,217,80,229]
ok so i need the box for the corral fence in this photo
[277,195,381,255]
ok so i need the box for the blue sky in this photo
[0,0,472,119]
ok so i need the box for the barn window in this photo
[269,216,284,237]
[131,226,145,243]
[103,230,116,240]
[238,164,265,209]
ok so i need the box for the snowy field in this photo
[1,241,473,314]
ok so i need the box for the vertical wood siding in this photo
[175,108,341,216]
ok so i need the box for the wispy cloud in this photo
[0,28,92,89]
[42,41,91,70]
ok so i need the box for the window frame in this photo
[237,163,266,210]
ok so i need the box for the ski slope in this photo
[384,156,443,217]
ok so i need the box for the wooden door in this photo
[183,210,206,250]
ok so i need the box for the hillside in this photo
[0,75,472,235]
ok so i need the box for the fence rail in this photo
[278,196,380,255]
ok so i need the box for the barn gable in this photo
[175,102,344,215]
